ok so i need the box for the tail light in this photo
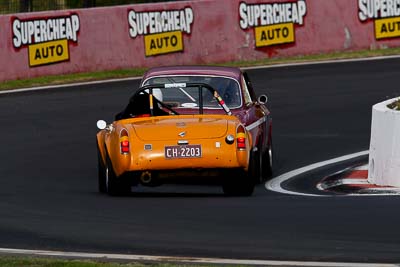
[236,125,246,150]
[120,129,129,154]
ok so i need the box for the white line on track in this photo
[2,54,400,95]
[0,248,398,267]
[353,165,369,171]
[265,151,369,196]
[0,76,142,95]
[241,54,400,71]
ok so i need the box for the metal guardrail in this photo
[0,0,182,14]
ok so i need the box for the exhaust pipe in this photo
[140,171,152,184]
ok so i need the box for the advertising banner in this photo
[1,0,400,82]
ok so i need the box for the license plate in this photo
[165,145,202,159]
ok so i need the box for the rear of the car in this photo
[113,114,250,186]
[99,79,257,196]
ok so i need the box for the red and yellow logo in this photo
[239,1,307,48]
[12,15,80,67]
[128,8,193,57]
[359,0,400,40]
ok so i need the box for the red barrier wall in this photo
[0,0,399,82]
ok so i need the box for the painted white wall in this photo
[368,98,400,186]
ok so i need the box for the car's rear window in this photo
[143,76,242,109]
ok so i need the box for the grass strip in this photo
[2,47,400,92]
[0,255,229,267]
[0,68,147,91]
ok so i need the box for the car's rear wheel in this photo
[249,146,265,184]
[105,154,131,196]
[222,171,255,196]
[263,142,273,178]
[97,144,107,193]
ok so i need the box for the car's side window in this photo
[241,73,254,104]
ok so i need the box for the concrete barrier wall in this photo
[368,98,400,186]
[1,0,400,82]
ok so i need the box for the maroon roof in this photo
[142,66,242,82]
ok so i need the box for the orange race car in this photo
[96,66,272,196]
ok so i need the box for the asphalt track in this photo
[1,58,400,263]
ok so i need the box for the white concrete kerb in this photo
[368,97,400,186]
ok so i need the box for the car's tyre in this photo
[222,171,255,196]
[97,144,107,193]
[249,147,263,184]
[263,142,273,179]
[105,154,131,196]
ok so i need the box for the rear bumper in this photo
[113,147,249,176]
[122,168,248,186]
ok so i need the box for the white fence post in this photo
[368,98,400,186]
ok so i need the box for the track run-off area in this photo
[1,57,400,266]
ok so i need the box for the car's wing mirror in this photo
[96,120,108,130]
[257,95,268,105]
